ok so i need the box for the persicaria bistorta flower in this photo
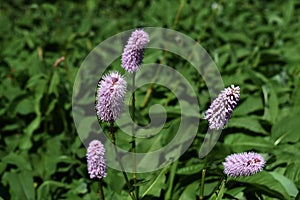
[121,29,150,73]
[95,71,127,122]
[87,140,107,179]
[205,85,240,129]
[223,152,265,177]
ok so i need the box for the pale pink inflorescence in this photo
[87,140,107,179]
[95,71,127,122]
[223,152,265,177]
[121,29,150,73]
[205,85,240,129]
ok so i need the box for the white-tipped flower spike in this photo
[121,29,150,73]
[223,152,265,177]
[87,140,107,179]
[205,85,240,129]
[95,71,127,122]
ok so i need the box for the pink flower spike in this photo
[205,85,240,129]
[223,152,265,177]
[121,29,150,73]
[95,71,127,122]
[87,140,107,179]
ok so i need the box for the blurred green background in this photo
[1,0,300,199]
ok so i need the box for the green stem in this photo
[131,72,139,200]
[164,160,178,200]
[98,179,105,200]
[199,168,206,200]
[172,0,186,29]
[110,122,136,200]
[199,132,212,200]
[140,1,185,108]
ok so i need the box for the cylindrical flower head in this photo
[223,152,265,177]
[95,71,127,122]
[121,29,150,73]
[87,140,107,179]
[205,85,240,129]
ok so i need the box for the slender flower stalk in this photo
[109,122,136,200]
[199,168,206,200]
[95,71,127,122]
[121,29,149,200]
[205,85,240,129]
[131,72,138,199]
[121,29,150,73]
[223,152,265,177]
[98,180,105,200]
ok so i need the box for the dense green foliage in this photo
[1,0,300,199]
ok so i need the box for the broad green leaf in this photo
[105,169,126,194]
[68,179,88,194]
[37,180,67,200]
[227,117,268,135]
[224,133,274,152]
[282,0,295,24]
[15,97,35,115]
[284,163,300,187]
[269,172,298,198]
[2,153,32,171]
[76,116,98,141]
[233,171,290,199]
[2,171,35,200]
[225,186,246,198]
[291,76,300,109]
[1,79,24,102]
[271,113,300,144]
[269,144,300,168]
[179,181,198,200]
[209,179,226,200]
[140,168,167,198]
[233,95,263,116]
[78,16,92,35]
[176,163,204,175]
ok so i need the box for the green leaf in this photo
[225,186,246,198]
[105,169,125,194]
[227,117,268,134]
[2,153,32,171]
[209,179,226,200]
[15,97,35,115]
[48,70,60,96]
[68,179,88,195]
[233,95,263,116]
[176,163,204,175]
[282,0,294,24]
[269,144,300,168]
[45,99,58,116]
[233,171,290,199]
[269,172,298,197]
[37,180,67,200]
[291,76,300,111]
[262,83,279,124]
[224,133,274,152]
[271,113,300,144]
[2,171,35,200]
[140,168,167,198]
[179,181,199,200]
[21,116,41,149]
[284,163,300,187]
